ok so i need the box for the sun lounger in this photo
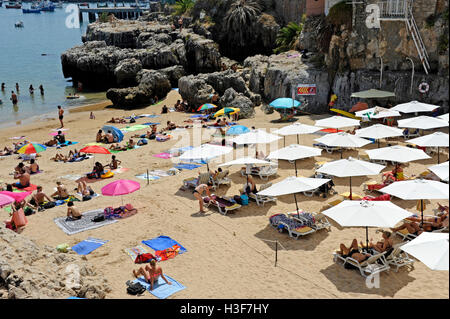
[333,251,390,278]
[402,128,420,139]
[211,170,231,189]
[249,182,277,206]
[269,213,315,239]
[361,194,391,201]
[325,199,343,209]
[363,181,386,192]
[241,164,278,180]
[182,172,211,190]
[203,195,241,215]
[289,211,331,232]
[385,243,415,272]
[313,143,341,154]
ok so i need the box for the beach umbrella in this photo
[391,101,439,114]
[380,179,449,225]
[197,103,217,112]
[401,233,449,271]
[231,129,282,145]
[351,89,395,99]
[438,113,449,122]
[219,157,271,183]
[0,194,15,208]
[257,176,330,213]
[79,145,111,155]
[315,116,360,132]
[365,145,430,164]
[355,107,401,120]
[315,132,371,158]
[273,123,321,146]
[355,124,404,147]
[269,98,301,109]
[321,200,412,248]
[397,116,448,130]
[102,125,124,143]
[428,161,449,182]
[179,144,233,171]
[267,144,322,176]
[226,125,250,136]
[349,102,369,113]
[101,179,141,206]
[0,191,32,203]
[406,132,449,163]
[17,143,46,154]
[213,107,240,118]
[317,157,385,199]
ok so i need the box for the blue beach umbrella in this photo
[226,125,250,136]
[269,98,301,109]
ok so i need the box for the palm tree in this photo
[174,0,195,16]
[273,21,303,54]
[225,0,262,48]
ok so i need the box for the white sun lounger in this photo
[269,213,316,239]
[292,212,332,232]
[211,170,231,189]
[385,244,415,272]
[333,251,390,278]
[248,182,277,206]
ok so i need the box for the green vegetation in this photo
[99,12,109,23]
[273,17,305,54]
[438,34,449,54]
[326,0,352,30]
[225,0,262,47]
[174,0,195,16]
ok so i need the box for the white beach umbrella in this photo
[179,144,233,171]
[315,132,371,158]
[397,116,448,130]
[438,113,449,122]
[219,157,271,183]
[365,145,430,164]
[401,233,449,271]
[315,116,360,131]
[380,179,449,224]
[391,101,439,114]
[321,200,413,247]
[267,144,322,176]
[317,157,385,199]
[406,132,449,163]
[273,123,322,146]
[355,107,401,119]
[428,161,449,182]
[231,129,282,145]
[355,124,404,147]
[257,176,330,213]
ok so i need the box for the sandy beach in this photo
[0,90,448,299]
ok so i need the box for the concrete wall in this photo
[274,0,307,24]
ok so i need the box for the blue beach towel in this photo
[71,237,108,255]
[135,174,161,181]
[142,122,160,126]
[142,236,187,254]
[134,275,185,299]
[174,163,203,170]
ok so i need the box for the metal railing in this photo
[377,0,408,19]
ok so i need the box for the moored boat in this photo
[22,8,41,13]
[6,3,22,9]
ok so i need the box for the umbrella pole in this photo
[437,147,440,164]
[340,148,343,159]
[378,139,380,148]
[296,134,299,144]
[294,160,297,177]
[366,227,369,251]
[293,193,299,214]
[421,199,424,226]
[284,136,286,148]
[349,177,352,200]
[147,169,149,185]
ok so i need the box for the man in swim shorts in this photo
[57,105,64,128]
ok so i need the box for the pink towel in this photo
[153,153,172,159]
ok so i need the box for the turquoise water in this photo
[0,4,110,126]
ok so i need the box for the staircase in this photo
[377,0,431,74]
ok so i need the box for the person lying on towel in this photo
[132,259,171,291]
[66,201,82,221]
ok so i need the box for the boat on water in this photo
[23,8,41,13]
[6,2,22,9]
[15,21,24,27]
[53,1,62,8]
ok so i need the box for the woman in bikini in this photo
[337,239,371,262]
[132,259,171,291]
[363,231,393,254]
[193,184,214,213]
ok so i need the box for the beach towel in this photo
[109,145,140,154]
[174,163,203,170]
[133,275,185,299]
[61,174,84,181]
[142,122,160,126]
[147,170,171,177]
[71,237,108,255]
[112,167,130,174]
[54,209,118,235]
[124,245,150,262]
[142,236,187,255]
[67,297,85,299]
[167,145,194,156]
[121,125,150,133]
[10,136,26,140]
[52,128,69,132]
[153,152,173,159]
[13,184,38,192]
[57,141,79,147]
[139,114,160,118]
[84,142,106,146]
[135,174,160,181]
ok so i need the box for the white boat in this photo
[15,21,24,28]
[54,1,62,8]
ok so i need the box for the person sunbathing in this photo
[14,171,30,189]
[0,146,14,156]
[126,139,135,149]
[403,210,449,232]
[96,130,104,143]
[107,117,126,124]
[44,139,58,147]
[242,175,257,195]
[163,121,177,131]
[103,131,115,144]
[337,239,371,263]
[77,180,95,200]
[14,162,26,174]
[51,181,70,200]
[361,231,393,254]
[54,131,66,144]
[66,201,82,220]
[26,159,40,174]
[105,155,121,170]
[29,186,52,208]
[51,153,67,162]
[132,259,171,291]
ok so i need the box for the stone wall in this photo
[275,0,307,24]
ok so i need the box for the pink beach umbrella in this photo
[0,191,32,203]
[101,179,140,206]
[0,193,15,208]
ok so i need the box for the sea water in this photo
[0,3,138,127]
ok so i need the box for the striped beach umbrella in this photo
[214,107,240,117]
[17,143,46,154]
[197,103,218,112]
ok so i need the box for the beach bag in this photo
[134,253,156,264]
[240,194,249,206]
[130,118,136,123]
[91,213,105,222]
[126,281,146,295]
[82,195,92,201]
[24,207,35,216]
[43,201,56,209]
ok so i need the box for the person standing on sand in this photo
[57,105,64,128]
[10,91,18,105]
[193,184,215,213]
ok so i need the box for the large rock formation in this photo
[0,227,111,299]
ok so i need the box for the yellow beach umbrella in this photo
[213,107,240,117]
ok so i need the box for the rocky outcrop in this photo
[114,58,142,87]
[219,88,255,119]
[0,227,111,299]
